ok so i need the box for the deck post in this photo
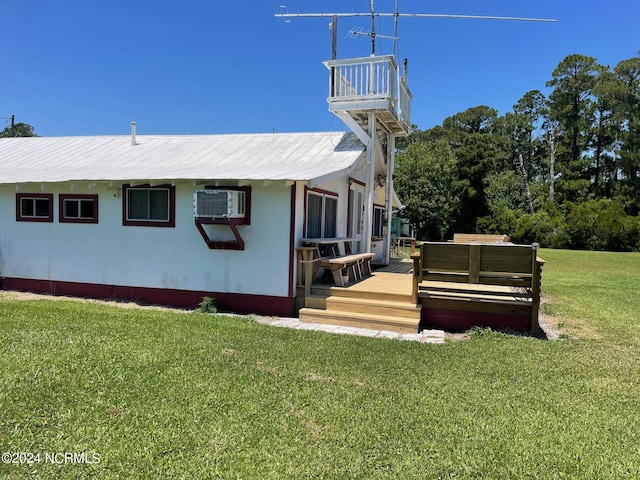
[382,133,396,265]
[530,243,542,336]
[411,251,420,305]
[468,244,481,283]
[363,112,377,254]
[297,247,319,307]
[304,258,315,302]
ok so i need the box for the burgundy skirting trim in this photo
[3,277,295,317]
[422,307,530,332]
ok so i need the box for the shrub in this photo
[196,296,218,314]
[477,209,561,248]
[559,199,640,251]
[512,211,560,247]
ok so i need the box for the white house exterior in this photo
[0,130,396,316]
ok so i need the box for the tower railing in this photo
[324,55,411,131]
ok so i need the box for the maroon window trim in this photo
[307,187,339,198]
[59,194,99,224]
[349,177,366,188]
[16,193,54,222]
[304,186,339,239]
[122,184,176,228]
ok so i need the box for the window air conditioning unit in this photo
[194,189,246,219]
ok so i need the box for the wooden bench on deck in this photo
[297,240,375,304]
[413,242,544,335]
[319,253,375,287]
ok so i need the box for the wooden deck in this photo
[297,260,422,333]
[297,240,544,335]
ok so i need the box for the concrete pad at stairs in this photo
[254,316,445,344]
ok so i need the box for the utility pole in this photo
[330,16,337,97]
[369,0,376,55]
[10,114,15,138]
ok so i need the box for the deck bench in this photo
[320,253,375,287]
[297,246,375,302]
[413,242,544,334]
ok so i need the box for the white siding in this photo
[0,182,292,297]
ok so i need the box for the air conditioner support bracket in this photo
[195,218,245,250]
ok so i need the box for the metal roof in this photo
[0,131,365,184]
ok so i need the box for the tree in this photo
[590,70,619,197]
[428,106,501,232]
[484,170,528,216]
[0,121,37,138]
[394,51,640,251]
[612,53,640,214]
[512,90,549,182]
[394,139,461,240]
[546,54,607,202]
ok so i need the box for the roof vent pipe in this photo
[130,121,137,146]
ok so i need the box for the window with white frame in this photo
[373,205,385,238]
[306,190,337,238]
[59,194,98,224]
[16,193,53,222]
[123,184,175,227]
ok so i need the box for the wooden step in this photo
[304,294,326,309]
[325,296,421,319]
[310,285,412,304]
[298,308,420,334]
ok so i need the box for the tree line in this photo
[394,52,640,252]
[0,121,36,138]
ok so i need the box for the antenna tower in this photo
[275,1,556,263]
[276,1,556,63]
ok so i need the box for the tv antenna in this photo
[276,1,556,61]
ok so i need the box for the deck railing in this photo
[325,55,411,129]
[398,75,411,131]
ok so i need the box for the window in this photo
[123,184,175,227]
[324,196,337,238]
[306,190,337,238]
[373,206,385,238]
[59,194,98,224]
[16,194,53,222]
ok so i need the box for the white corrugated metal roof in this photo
[0,132,364,184]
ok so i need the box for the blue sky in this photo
[2,0,638,137]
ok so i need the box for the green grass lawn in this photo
[1,249,639,479]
